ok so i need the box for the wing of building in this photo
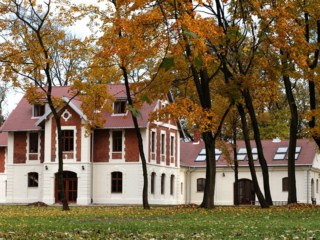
[0,85,319,205]
[180,139,320,205]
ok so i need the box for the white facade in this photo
[180,164,320,205]
[0,111,183,205]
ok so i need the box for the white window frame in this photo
[160,131,166,162]
[32,103,46,118]
[58,126,77,161]
[110,130,125,161]
[112,100,128,116]
[170,134,175,157]
[150,129,156,161]
[27,132,41,163]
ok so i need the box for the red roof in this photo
[180,139,317,167]
[0,85,157,132]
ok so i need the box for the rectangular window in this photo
[114,100,126,114]
[29,133,39,153]
[151,172,156,194]
[111,172,123,193]
[197,178,206,192]
[151,131,156,153]
[161,133,165,155]
[28,172,39,187]
[62,130,74,152]
[282,177,288,192]
[33,104,45,117]
[112,131,122,152]
[170,136,174,156]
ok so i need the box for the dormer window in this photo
[114,100,126,114]
[33,104,45,117]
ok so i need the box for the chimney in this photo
[193,129,201,143]
[272,137,281,143]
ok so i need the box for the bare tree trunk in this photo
[200,132,216,209]
[233,124,239,206]
[237,104,269,208]
[121,67,150,210]
[281,51,298,204]
[283,75,298,204]
[243,89,273,206]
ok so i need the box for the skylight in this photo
[237,147,258,161]
[273,146,302,160]
[195,148,222,161]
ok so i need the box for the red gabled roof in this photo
[181,138,317,167]
[0,85,158,132]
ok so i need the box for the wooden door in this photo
[55,171,78,203]
[236,179,255,205]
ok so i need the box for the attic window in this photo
[195,148,221,161]
[33,104,45,117]
[237,148,247,161]
[114,100,126,114]
[273,146,301,160]
[237,147,258,161]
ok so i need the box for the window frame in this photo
[111,171,123,193]
[161,133,165,155]
[28,172,39,187]
[161,173,165,195]
[170,135,174,157]
[170,174,175,195]
[197,178,206,192]
[62,130,74,152]
[113,100,127,115]
[151,131,156,153]
[33,104,45,118]
[29,132,39,154]
[151,172,156,194]
[282,177,288,192]
[112,130,123,152]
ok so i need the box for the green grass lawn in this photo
[0,204,319,239]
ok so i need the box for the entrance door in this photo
[235,179,255,205]
[55,171,78,203]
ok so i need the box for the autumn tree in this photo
[79,0,172,209]
[0,85,8,126]
[0,0,89,210]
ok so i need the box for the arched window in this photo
[197,178,206,192]
[111,172,122,193]
[161,173,165,195]
[151,172,156,194]
[28,172,39,187]
[282,177,288,192]
[170,175,175,195]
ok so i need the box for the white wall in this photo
[92,162,181,205]
[182,165,317,206]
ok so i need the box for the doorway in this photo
[235,179,255,205]
[55,171,78,203]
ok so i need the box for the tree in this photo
[196,0,273,207]
[0,85,8,126]
[0,0,88,210]
[82,0,171,209]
